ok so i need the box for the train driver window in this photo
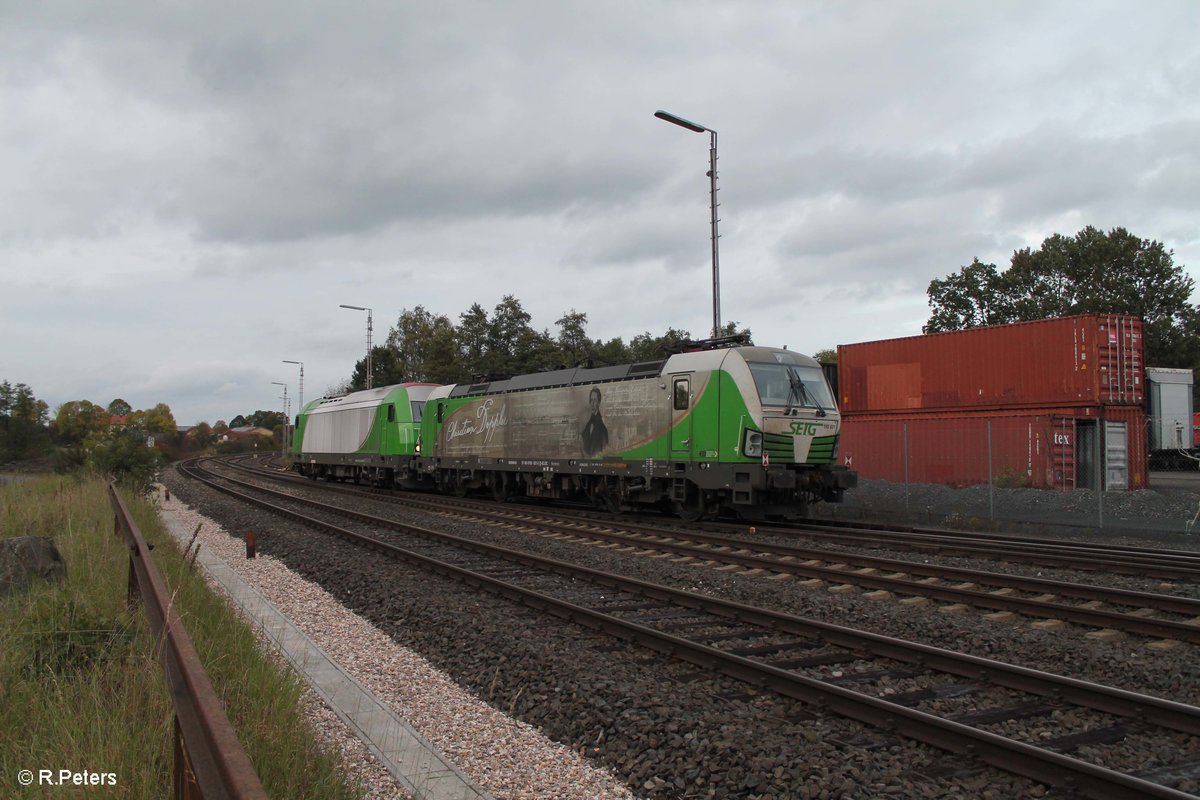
[673,378,690,410]
[436,401,444,422]
[387,404,396,423]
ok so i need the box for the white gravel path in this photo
[159,491,640,800]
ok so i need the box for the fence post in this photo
[987,419,994,522]
[1097,417,1105,529]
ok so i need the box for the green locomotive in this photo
[292,383,438,487]
[416,343,855,519]
[292,342,855,519]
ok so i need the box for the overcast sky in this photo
[2,1,1198,426]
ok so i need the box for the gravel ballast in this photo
[162,466,1200,799]
[159,489,638,800]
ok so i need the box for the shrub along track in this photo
[171,458,1200,799]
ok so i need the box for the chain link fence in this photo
[827,414,1200,537]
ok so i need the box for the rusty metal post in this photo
[173,715,202,800]
[127,547,141,609]
[245,531,256,559]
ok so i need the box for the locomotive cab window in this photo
[387,404,396,423]
[410,401,425,421]
[436,401,444,422]
[673,378,690,410]
[748,362,836,410]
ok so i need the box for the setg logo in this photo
[789,421,820,436]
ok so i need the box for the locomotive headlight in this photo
[743,430,763,457]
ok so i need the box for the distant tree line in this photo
[340,294,751,392]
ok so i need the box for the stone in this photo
[0,536,67,596]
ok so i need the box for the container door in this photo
[1104,421,1128,491]
[670,375,692,458]
[1076,421,1098,490]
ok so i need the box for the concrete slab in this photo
[160,511,492,800]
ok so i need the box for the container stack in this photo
[836,314,1147,490]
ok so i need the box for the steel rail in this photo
[213,458,1200,642]
[183,462,1200,799]
[783,518,1200,576]
[109,483,268,800]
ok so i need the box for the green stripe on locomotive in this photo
[296,384,427,457]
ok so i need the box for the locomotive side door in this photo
[669,374,692,458]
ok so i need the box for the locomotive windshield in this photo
[748,362,836,411]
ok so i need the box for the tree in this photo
[349,345,405,390]
[0,381,50,461]
[628,327,692,361]
[457,303,492,379]
[487,295,535,377]
[555,310,593,367]
[130,402,176,436]
[925,226,1198,367]
[91,426,163,493]
[383,306,461,385]
[107,398,132,417]
[53,400,109,446]
[188,422,214,450]
[813,349,838,363]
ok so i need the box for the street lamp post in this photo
[271,381,289,459]
[339,304,373,389]
[282,359,304,412]
[655,109,721,338]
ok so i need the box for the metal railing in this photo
[108,482,268,800]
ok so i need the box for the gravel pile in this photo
[162,467,1199,799]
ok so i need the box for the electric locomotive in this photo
[418,340,855,519]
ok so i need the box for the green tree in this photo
[457,303,492,379]
[0,381,50,461]
[487,295,535,377]
[188,421,214,449]
[91,425,163,493]
[555,309,593,367]
[53,400,109,446]
[349,345,405,390]
[813,349,838,363]
[107,398,132,417]
[130,402,176,436]
[383,306,461,385]
[628,327,692,361]
[926,226,1198,367]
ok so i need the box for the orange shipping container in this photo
[838,405,1148,491]
[837,315,1144,413]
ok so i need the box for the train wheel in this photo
[490,474,510,503]
[673,492,706,522]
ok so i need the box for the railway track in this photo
[183,457,1200,799]
[226,456,1200,645]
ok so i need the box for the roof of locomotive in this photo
[430,346,820,399]
[301,382,439,415]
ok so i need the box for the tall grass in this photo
[0,476,369,799]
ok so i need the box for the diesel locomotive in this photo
[291,342,855,519]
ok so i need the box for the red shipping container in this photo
[838,405,1148,491]
[837,315,1144,413]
